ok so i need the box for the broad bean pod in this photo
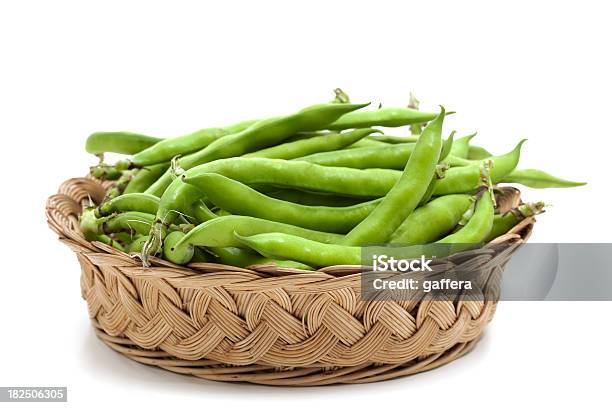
[164,232,312,270]
[449,133,477,159]
[297,144,415,169]
[502,169,586,188]
[96,193,160,217]
[389,195,473,244]
[183,173,382,233]
[123,162,170,194]
[436,188,495,246]
[85,132,162,155]
[366,134,419,144]
[432,140,526,195]
[263,189,366,207]
[120,119,257,168]
[102,211,155,236]
[468,145,493,160]
[325,106,438,129]
[341,107,445,245]
[236,232,362,267]
[243,128,380,159]
[167,215,343,264]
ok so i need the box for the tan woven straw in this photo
[46,177,534,385]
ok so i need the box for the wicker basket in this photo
[46,177,534,386]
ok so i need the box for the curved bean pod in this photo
[236,232,362,267]
[326,106,438,129]
[123,119,257,168]
[181,157,401,197]
[502,169,586,188]
[345,138,390,149]
[164,231,312,269]
[468,145,493,160]
[433,140,526,195]
[85,132,162,155]
[145,102,369,196]
[449,133,477,159]
[168,215,343,263]
[192,200,218,223]
[390,195,473,244]
[183,173,381,233]
[437,171,495,246]
[95,234,127,251]
[96,193,160,217]
[128,235,150,253]
[80,208,104,241]
[297,144,415,169]
[263,189,366,207]
[342,107,445,245]
[102,211,155,236]
[366,134,419,144]
[243,128,379,159]
[123,162,170,194]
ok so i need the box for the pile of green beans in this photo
[81,90,585,269]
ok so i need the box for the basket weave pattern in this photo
[46,177,534,385]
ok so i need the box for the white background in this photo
[1,0,610,406]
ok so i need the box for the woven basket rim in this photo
[46,176,535,280]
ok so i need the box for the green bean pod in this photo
[345,138,390,149]
[326,106,438,129]
[342,107,445,245]
[123,119,257,168]
[236,232,362,267]
[433,140,526,195]
[165,231,312,269]
[243,128,380,159]
[468,145,493,160]
[145,102,369,196]
[102,211,155,236]
[367,134,419,144]
[123,162,170,194]
[192,200,219,223]
[79,208,105,241]
[96,193,160,217]
[485,202,545,241]
[449,133,477,159]
[142,180,203,262]
[181,157,401,197]
[183,173,381,233]
[128,235,150,253]
[437,188,495,245]
[297,144,415,169]
[95,234,127,251]
[502,169,586,188]
[299,132,450,170]
[263,189,366,207]
[390,195,474,244]
[168,215,343,264]
[85,132,162,155]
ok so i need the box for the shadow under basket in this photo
[46,177,534,386]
